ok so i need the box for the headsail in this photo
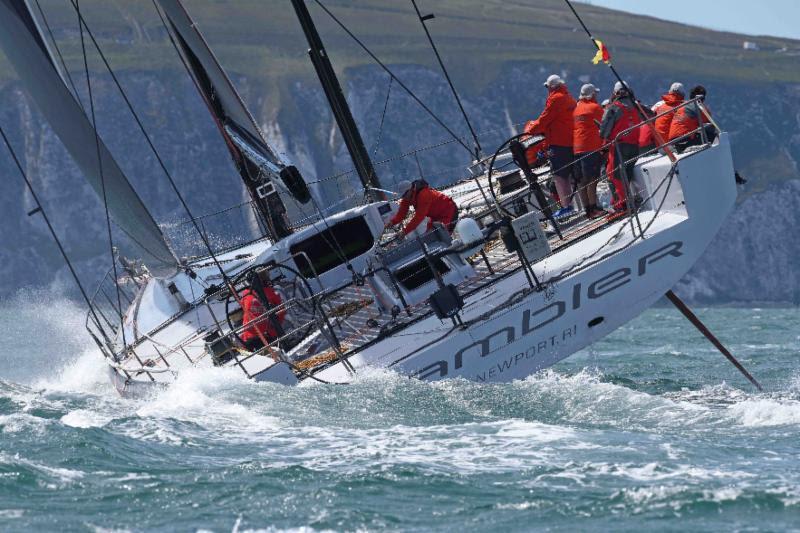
[155,0,312,241]
[0,0,179,277]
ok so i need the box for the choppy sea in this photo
[0,290,798,532]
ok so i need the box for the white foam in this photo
[0,451,85,485]
[727,398,800,427]
[0,413,50,435]
[130,366,283,441]
[61,409,114,429]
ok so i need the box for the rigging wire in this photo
[370,76,393,158]
[409,0,482,160]
[76,0,127,348]
[0,124,109,344]
[68,0,232,285]
[562,0,676,162]
[312,0,474,156]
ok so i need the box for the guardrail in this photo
[86,103,720,383]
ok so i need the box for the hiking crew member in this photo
[652,82,685,141]
[240,273,285,352]
[572,83,607,219]
[600,81,640,212]
[669,85,714,151]
[527,74,577,218]
[388,179,459,236]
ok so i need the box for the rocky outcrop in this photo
[0,62,798,303]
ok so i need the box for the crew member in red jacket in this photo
[600,81,640,212]
[572,83,607,219]
[527,74,577,218]
[240,272,285,352]
[387,179,459,236]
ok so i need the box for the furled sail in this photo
[0,0,179,277]
[155,0,312,241]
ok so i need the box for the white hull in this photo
[105,135,736,394]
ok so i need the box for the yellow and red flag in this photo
[592,39,610,64]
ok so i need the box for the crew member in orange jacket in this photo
[387,179,459,236]
[572,83,607,219]
[240,272,285,352]
[527,74,577,218]
[652,82,685,141]
[669,85,714,151]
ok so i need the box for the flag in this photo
[592,39,610,64]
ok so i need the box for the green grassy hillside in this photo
[3,0,799,90]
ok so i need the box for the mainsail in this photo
[155,0,312,241]
[0,0,179,277]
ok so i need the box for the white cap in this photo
[544,74,564,88]
[669,82,685,96]
[613,80,629,94]
[396,180,412,196]
[601,99,610,107]
[580,83,599,99]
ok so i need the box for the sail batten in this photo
[0,0,179,276]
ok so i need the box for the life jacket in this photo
[669,103,711,141]
[573,98,604,154]
[529,85,577,147]
[653,93,684,141]
[608,98,639,145]
[240,287,285,343]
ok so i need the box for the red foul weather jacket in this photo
[240,287,285,343]
[528,85,577,147]
[390,184,458,235]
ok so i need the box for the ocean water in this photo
[0,291,798,532]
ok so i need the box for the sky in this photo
[582,0,800,40]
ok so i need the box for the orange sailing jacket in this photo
[573,98,604,154]
[653,93,684,141]
[669,103,711,141]
[528,85,577,147]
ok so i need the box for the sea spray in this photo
[0,303,798,530]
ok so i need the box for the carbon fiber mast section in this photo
[0,0,179,277]
[156,0,312,241]
[290,0,384,202]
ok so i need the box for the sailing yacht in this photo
[0,0,739,395]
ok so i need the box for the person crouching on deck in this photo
[240,271,285,353]
[386,179,459,238]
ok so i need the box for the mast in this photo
[290,0,384,201]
